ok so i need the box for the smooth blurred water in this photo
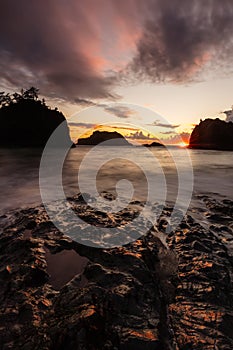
[0,147,233,213]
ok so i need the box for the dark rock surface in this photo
[0,194,233,349]
[77,131,131,146]
[189,118,233,150]
[0,97,72,148]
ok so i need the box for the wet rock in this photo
[0,194,233,349]
[26,266,49,287]
[192,240,212,253]
[18,303,34,322]
[166,209,233,349]
[0,199,169,349]
[120,329,160,350]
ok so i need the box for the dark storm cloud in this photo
[2,0,233,102]
[0,1,118,101]
[129,0,233,83]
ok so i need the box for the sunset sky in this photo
[1,1,233,144]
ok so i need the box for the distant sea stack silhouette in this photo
[143,141,165,147]
[0,87,73,148]
[77,130,131,146]
[189,118,233,151]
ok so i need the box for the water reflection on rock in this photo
[44,248,89,290]
[0,194,233,349]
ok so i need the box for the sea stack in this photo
[189,118,233,150]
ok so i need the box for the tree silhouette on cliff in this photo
[0,87,42,107]
[0,87,73,148]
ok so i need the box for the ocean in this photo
[0,147,233,214]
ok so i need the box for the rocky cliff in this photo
[189,118,233,150]
[0,93,72,148]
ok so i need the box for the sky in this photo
[1,0,233,144]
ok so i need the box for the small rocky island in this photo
[189,118,233,150]
[143,141,165,147]
[0,87,72,148]
[77,130,131,146]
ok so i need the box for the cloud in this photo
[165,132,190,144]
[68,123,139,133]
[105,105,136,119]
[224,108,233,122]
[160,131,176,135]
[227,115,233,123]
[150,121,180,128]
[71,100,137,119]
[1,0,233,103]
[128,0,233,83]
[74,98,97,106]
[0,1,122,102]
[110,125,139,131]
[127,130,155,140]
[68,122,97,129]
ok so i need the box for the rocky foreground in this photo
[0,194,233,349]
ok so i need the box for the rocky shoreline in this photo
[0,194,233,349]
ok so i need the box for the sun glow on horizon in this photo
[177,141,189,148]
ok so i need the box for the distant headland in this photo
[189,118,233,151]
[76,130,131,146]
[0,87,73,148]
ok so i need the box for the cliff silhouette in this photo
[0,87,73,148]
[77,130,131,146]
[189,118,233,151]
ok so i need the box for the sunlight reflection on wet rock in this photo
[0,194,233,348]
